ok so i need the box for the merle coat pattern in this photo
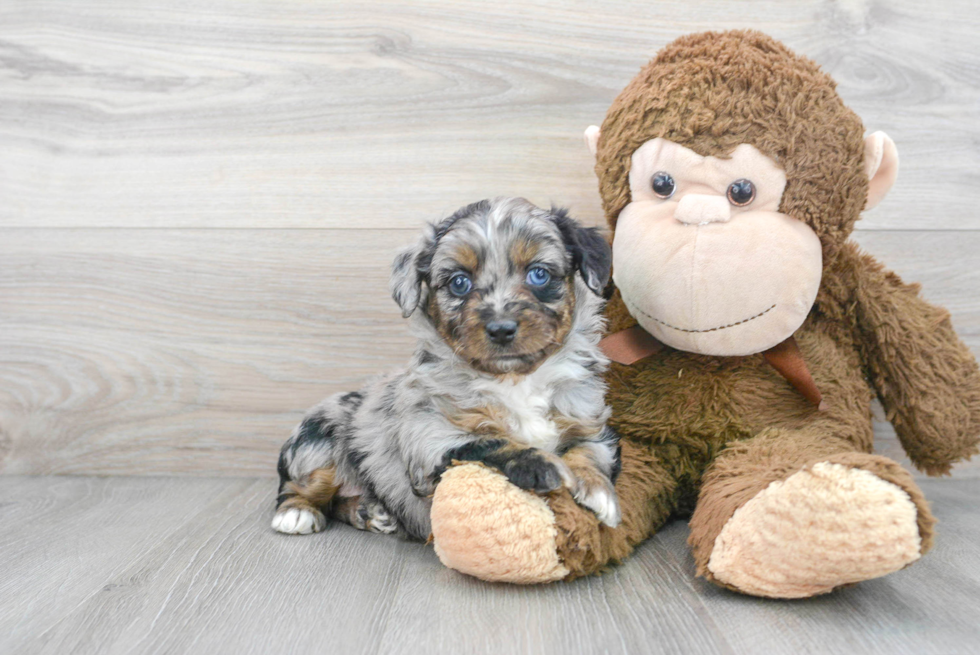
[273,198,620,540]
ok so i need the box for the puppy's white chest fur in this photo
[472,364,568,451]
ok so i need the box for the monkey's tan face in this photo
[612,138,823,356]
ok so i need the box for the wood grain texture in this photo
[1,476,977,654]
[0,0,978,230]
[2,4,978,652]
[0,476,257,651]
[1,229,977,477]
[0,229,415,475]
[0,1,978,478]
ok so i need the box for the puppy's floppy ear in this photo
[391,207,476,317]
[390,228,434,318]
[550,207,611,295]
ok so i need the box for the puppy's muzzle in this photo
[485,320,518,346]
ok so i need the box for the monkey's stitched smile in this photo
[624,296,777,334]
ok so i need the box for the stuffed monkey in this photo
[428,30,980,598]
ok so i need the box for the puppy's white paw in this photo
[574,485,621,528]
[271,507,325,535]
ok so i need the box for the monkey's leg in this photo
[551,440,677,579]
[431,440,678,583]
[689,428,935,598]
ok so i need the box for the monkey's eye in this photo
[727,179,756,206]
[448,273,472,297]
[525,266,551,287]
[651,172,675,199]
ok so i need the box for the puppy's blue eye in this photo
[526,267,551,287]
[448,273,472,297]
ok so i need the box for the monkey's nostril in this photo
[485,320,518,345]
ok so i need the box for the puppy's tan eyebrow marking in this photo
[509,236,540,271]
[449,243,481,273]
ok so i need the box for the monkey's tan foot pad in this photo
[708,461,922,598]
[430,463,568,584]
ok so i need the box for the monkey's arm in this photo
[430,440,677,582]
[843,243,980,474]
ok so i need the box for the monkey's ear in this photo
[584,125,601,159]
[551,208,611,295]
[389,231,432,318]
[864,131,899,210]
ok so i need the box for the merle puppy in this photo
[272,197,620,540]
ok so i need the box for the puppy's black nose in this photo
[485,320,518,345]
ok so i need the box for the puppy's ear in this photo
[551,207,611,295]
[390,229,434,318]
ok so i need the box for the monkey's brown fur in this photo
[543,30,980,586]
[596,30,867,258]
[430,30,980,595]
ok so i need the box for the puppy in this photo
[272,197,620,540]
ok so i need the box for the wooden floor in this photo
[2,1,979,653]
[1,475,977,655]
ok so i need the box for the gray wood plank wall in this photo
[1,0,978,477]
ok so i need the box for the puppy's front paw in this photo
[272,507,325,535]
[503,450,573,494]
[573,482,621,528]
